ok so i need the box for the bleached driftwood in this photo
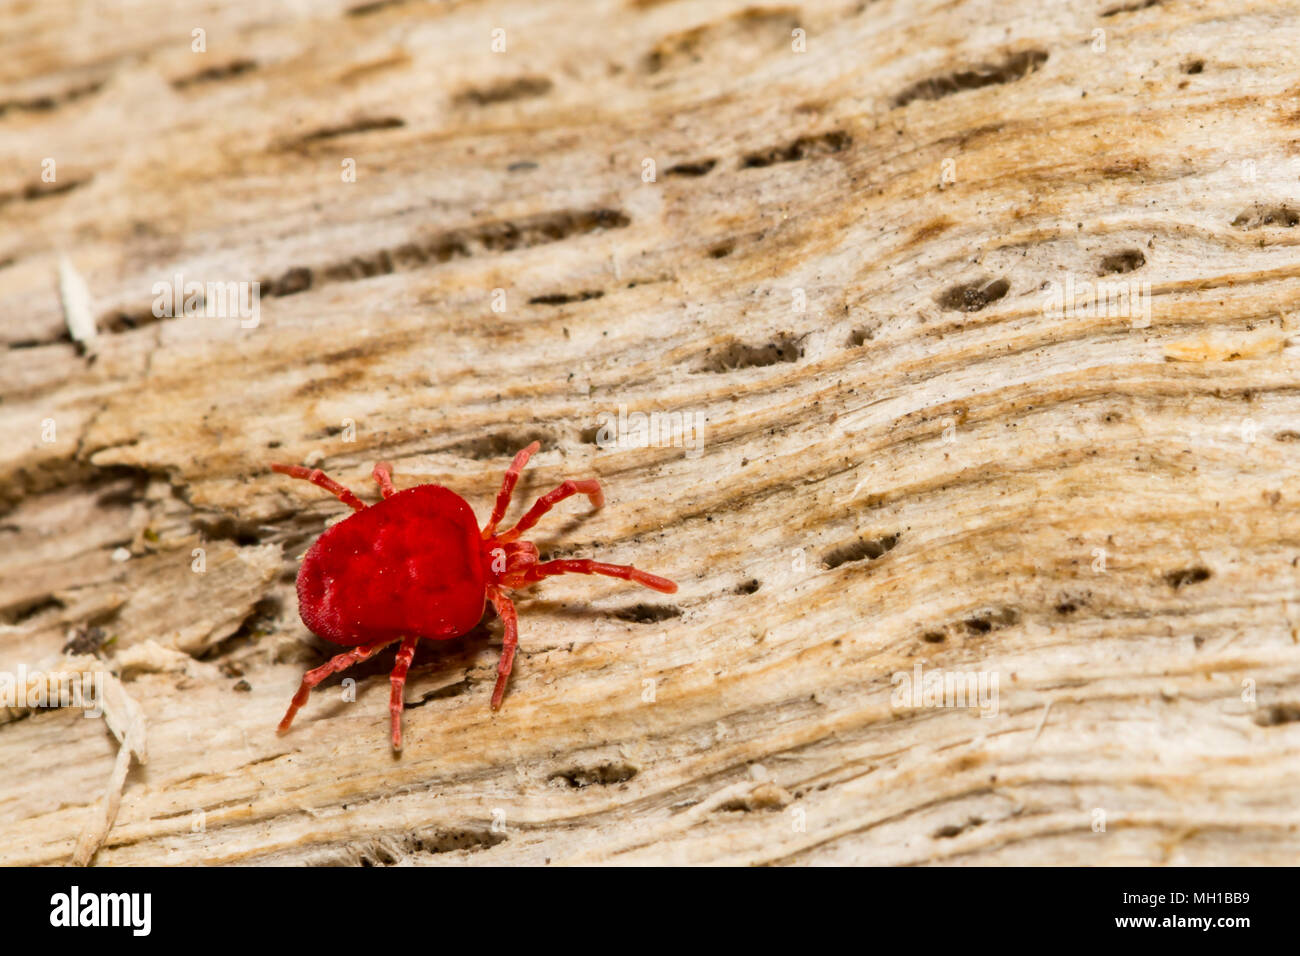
[1,0,1299,865]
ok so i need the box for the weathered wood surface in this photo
[2,0,1300,865]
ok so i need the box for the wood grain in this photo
[2,0,1299,865]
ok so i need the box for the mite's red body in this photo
[270,443,676,750]
[298,485,487,645]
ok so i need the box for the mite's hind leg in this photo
[278,639,398,734]
[388,635,419,750]
[373,461,398,499]
[487,588,519,711]
[271,463,366,512]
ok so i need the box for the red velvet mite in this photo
[270,442,676,750]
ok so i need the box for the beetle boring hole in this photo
[1100,0,1162,17]
[932,817,984,839]
[891,49,1048,108]
[1231,205,1299,229]
[262,265,313,297]
[1253,704,1300,727]
[453,75,552,108]
[101,304,167,334]
[936,278,1009,312]
[351,828,506,865]
[358,844,403,866]
[613,603,682,623]
[171,57,258,90]
[3,594,65,626]
[739,130,851,169]
[665,158,717,177]
[4,174,93,211]
[847,326,877,347]
[822,533,899,570]
[548,762,638,789]
[411,828,507,854]
[443,430,554,460]
[1098,249,1145,275]
[289,116,405,148]
[193,514,267,546]
[717,783,791,812]
[528,289,604,306]
[697,332,806,373]
[1165,566,1211,589]
[962,607,1020,636]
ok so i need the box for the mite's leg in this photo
[481,441,540,538]
[487,588,519,710]
[510,558,676,594]
[270,463,366,512]
[496,479,604,543]
[388,635,419,750]
[278,639,398,734]
[372,461,398,499]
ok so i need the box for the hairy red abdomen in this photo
[296,484,485,645]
